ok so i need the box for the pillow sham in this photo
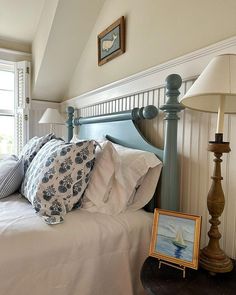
[126,164,162,211]
[112,143,162,211]
[82,141,162,214]
[20,133,55,172]
[82,141,116,210]
[21,139,97,224]
[0,155,24,199]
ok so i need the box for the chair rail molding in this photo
[61,36,236,110]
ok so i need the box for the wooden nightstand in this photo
[140,256,236,295]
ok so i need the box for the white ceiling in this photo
[0,0,45,47]
[0,0,105,101]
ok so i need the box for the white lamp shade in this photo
[180,54,236,113]
[38,108,64,124]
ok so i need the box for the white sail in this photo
[172,228,187,248]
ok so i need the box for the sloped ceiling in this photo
[0,0,45,52]
[32,0,105,102]
[0,0,105,102]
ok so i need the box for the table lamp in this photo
[38,108,64,133]
[180,54,236,274]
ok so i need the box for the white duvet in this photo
[0,194,153,295]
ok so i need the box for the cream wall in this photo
[32,0,59,85]
[65,0,236,100]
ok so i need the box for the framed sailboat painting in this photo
[149,209,201,269]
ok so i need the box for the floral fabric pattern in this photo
[21,139,96,224]
[20,133,55,173]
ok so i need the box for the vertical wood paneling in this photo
[30,101,65,140]
[225,114,236,257]
[196,112,210,246]
[72,79,236,259]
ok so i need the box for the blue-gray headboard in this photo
[66,74,184,212]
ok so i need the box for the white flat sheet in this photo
[0,194,153,295]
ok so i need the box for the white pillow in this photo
[112,143,162,211]
[82,141,162,214]
[127,165,162,211]
[82,141,116,210]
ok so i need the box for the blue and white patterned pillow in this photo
[21,139,97,224]
[20,133,55,173]
[0,155,24,198]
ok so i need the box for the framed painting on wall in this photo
[149,209,201,270]
[97,16,125,66]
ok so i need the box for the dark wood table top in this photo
[141,256,236,295]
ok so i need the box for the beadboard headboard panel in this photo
[60,36,236,258]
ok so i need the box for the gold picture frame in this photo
[97,16,125,66]
[150,209,201,270]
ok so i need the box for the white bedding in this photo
[0,194,153,295]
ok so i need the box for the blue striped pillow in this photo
[0,155,24,199]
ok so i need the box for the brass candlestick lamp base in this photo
[200,133,233,273]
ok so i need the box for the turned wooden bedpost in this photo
[159,74,184,211]
[66,106,74,142]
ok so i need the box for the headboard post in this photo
[159,74,184,211]
[66,106,74,142]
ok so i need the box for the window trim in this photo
[0,109,14,116]
[0,61,15,156]
[0,60,15,115]
[0,59,30,156]
[0,59,14,71]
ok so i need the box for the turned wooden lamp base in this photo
[200,246,233,273]
[199,134,233,274]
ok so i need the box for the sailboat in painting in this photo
[172,228,187,249]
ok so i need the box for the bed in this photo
[0,74,183,295]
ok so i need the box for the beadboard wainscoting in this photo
[71,81,236,259]
[61,36,236,259]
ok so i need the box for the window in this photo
[0,61,30,158]
[0,63,15,157]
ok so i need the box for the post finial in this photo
[67,106,75,114]
[142,105,158,119]
[132,105,158,120]
[166,74,182,91]
[160,74,184,116]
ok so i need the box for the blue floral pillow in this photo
[20,133,55,173]
[21,139,97,224]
